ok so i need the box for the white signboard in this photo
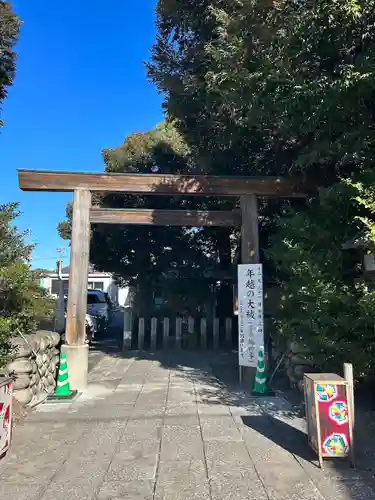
[238,264,264,367]
[0,377,12,458]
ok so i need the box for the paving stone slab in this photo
[255,396,294,413]
[195,395,230,406]
[97,479,154,500]
[238,416,306,465]
[28,405,133,422]
[0,482,45,500]
[105,456,158,482]
[6,422,88,457]
[168,388,195,399]
[160,424,204,461]
[122,419,163,441]
[255,461,317,498]
[89,370,127,382]
[115,383,144,391]
[155,460,210,500]
[142,383,169,391]
[130,404,166,419]
[116,437,160,461]
[95,395,140,406]
[197,404,231,416]
[296,454,373,483]
[81,378,122,392]
[200,416,242,442]
[164,414,200,426]
[0,451,66,484]
[311,479,375,500]
[209,474,268,500]
[5,437,72,461]
[165,402,197,416]
[265,487,325,500]
[169,381,195,388]
[229,404,263,416]
[242,438,300,465]
[135,395,167,405]
[204,440,252,471]
[208,465,261,483]
[133,399,167,410]
[38,460,110,500]
[157,459,207,481]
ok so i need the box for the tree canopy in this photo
[58,123,233,315]
[147,0,375,376]
[148,1,375,183]
[0,1,20,126]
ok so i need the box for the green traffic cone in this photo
[253,346,267,394]
[55,352,71,397]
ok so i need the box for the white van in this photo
[56,297,98,343]
[86,289,110,329]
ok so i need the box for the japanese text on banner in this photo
[237,264,264,367]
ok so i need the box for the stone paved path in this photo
[1,351,375,500]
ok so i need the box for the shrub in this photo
[268,177,375,380]
[0,203,55,367]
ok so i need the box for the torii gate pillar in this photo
[62,189,91,390]
[240,194,260,387]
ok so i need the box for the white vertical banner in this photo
[238,264,264,367]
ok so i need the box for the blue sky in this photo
[1,0,163,270]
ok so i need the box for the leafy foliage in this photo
[0,203,55,367]
[148,0,375,374]
[0,1,20,126]
[268,176,375,378]
[148,1,375,182]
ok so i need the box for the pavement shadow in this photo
[241,414,316,462]
[92,337,301,416]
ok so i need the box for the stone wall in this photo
[5,331,61,407]
[285,340,316,392]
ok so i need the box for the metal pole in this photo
[55,249,66,333]
[26,228,32,263]
[343,362,355,468]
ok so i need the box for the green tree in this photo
[0,203,55,367]
[268,176,375,378]
[148,1,375,182]
[148,0,375,373]
[58,123,229,315]
[0,1,20,126]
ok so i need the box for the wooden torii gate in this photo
[18,169,307,389]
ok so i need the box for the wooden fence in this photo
[123,314,237,351]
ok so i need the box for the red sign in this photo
[316,383,351,457]
[0,378,13,458]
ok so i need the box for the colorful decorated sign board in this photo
[304,373,354,468]
[0,377,13,459]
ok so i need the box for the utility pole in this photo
[56,248,64,276]
[26,229,32,263]
[55,248,66,333]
